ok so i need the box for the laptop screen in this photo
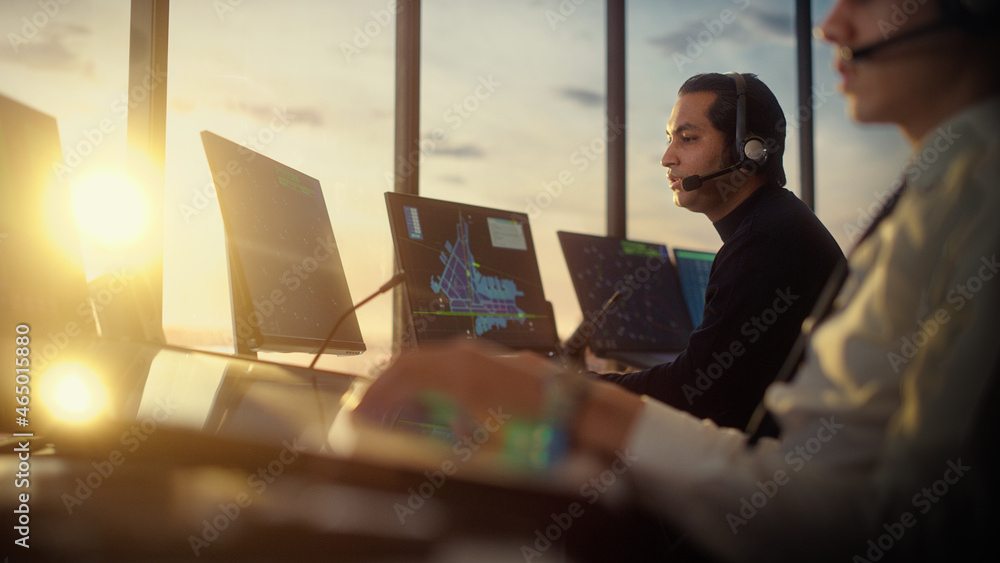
[557,231,693,353]
[673,248,716,327]
[385,192,558,354]
[201,131,365,356]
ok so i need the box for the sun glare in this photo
[70,173,149,246]
[39,363,109,424]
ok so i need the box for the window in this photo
[420,0,606,338]
[0,0,132,278]
[627,0,801,250]
[164,1,396,372]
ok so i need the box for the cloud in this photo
[224,100,325,127]
[741,8,794,39]
[647,6,793,56]
[649,26,745,55]
[437,175,466,184]
[559,87,604,108]
[432,143,484,158]
[0,22,90,71]
[281,106,324,127]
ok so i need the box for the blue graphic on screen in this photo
[404,206,423,240]
[430,217,525,336]
[387,192,558,353]
[674,249,716,327]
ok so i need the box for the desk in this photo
[2,340,675,561]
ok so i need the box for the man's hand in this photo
[353,340,554,429]
[353,340,646,459]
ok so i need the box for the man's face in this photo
[661,91,732,217]
[819,0,952,130]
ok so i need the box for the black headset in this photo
[680,72,770,191]
[727,72,768,169]
[838,0,998,62]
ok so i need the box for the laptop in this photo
[385,192,560,356]
[672,247,716,327]
[201,131,365,358]
[557,231,694,369]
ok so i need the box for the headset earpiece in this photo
[726,72,768,169]
[742,137,767,164]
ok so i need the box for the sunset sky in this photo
[0,0,911,374]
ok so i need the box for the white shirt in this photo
[625,96,1000,562]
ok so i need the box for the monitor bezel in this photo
[671,246,718,328]
[385,192,559,355]
[201,130,366,357]
[557,230,695,354]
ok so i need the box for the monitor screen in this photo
[201,131,364,356]
[0,94,95,353]
[673,248,716,327]
[385,192,558,353]
[1,93,96,431]
[558,231,693,353]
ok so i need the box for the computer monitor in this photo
[201,131,365,357]
[0,95,95,354]
[673,248,716,327]
[385,192,558,354]
[557,231,693,356]
[1,93,97,430]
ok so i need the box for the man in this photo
[356,0,1000,560]
[599,73,844,431]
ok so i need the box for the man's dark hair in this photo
[678,72,786,187]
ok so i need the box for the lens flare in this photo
[39,363,108,423]
[70,173,148,246]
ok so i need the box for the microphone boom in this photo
[682,163,743,192]
[308,270,406,369]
